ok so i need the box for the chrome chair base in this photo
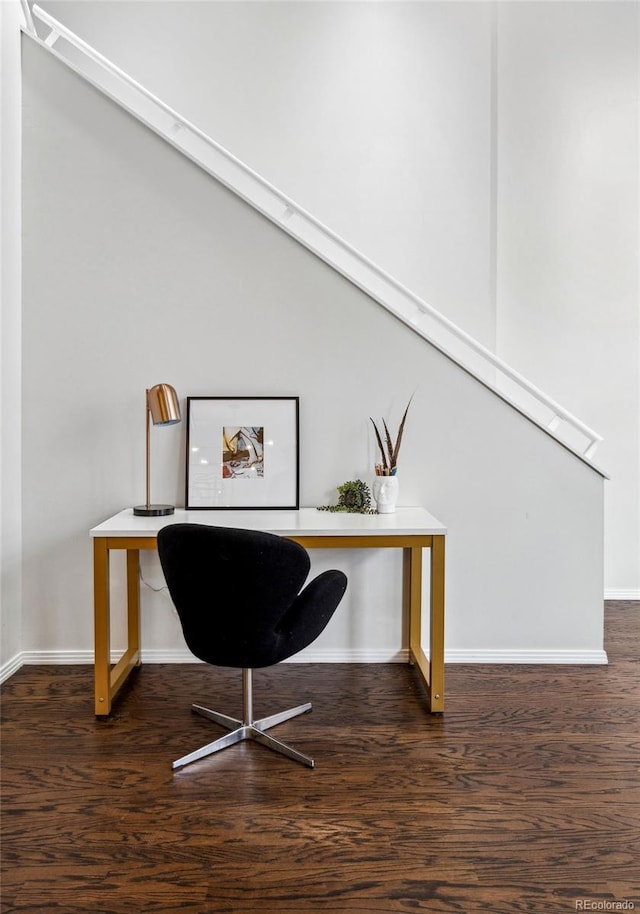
[173,669,315,771]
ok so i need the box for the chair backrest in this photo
[157,523,312,668]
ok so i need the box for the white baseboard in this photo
[604,589,640,600]
[1,645,608,682]
[287,648,408,663]
[0,652,24,684]
[133,647,609,664]
[20,650,95,665]
[444,648,607,664]
[139,647,609,664]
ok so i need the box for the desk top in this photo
[90,507,446,538]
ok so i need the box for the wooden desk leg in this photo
[93,538,111,716]
[406,540,445,713]
[126,550,141,667]
[105,549,142,710]
[406,545,429,706]
[93,542,142,717]
[429,535,445,713]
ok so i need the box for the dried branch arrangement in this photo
[370,396,412,476]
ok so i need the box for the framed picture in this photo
[185,396,299,510]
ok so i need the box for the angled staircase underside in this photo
[23,3,604,472]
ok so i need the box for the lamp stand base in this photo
[133,505,175,517]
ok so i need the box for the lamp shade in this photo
[148,383,181,426]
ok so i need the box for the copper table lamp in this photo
[133,383,181,516]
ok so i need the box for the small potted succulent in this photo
[317,479,375,514]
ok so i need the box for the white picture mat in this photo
[186,397,299,508]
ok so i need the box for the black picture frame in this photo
[185,396,300,510]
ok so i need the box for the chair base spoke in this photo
[173,703,315,771]
[251,727,314,768]
[192,704,241,730]
[173,725,248,770]
[254,702,312,731]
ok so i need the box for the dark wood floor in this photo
[2,602,638,913]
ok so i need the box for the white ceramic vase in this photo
[372,475,399,514]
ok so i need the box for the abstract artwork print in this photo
[222,427,264,478]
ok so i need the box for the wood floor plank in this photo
[1,602,639,913]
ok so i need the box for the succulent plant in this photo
[317,479,376,514]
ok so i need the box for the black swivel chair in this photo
[157,523,348,771]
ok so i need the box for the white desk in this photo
[90,507,446,717]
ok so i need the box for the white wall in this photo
[0,1,23,674]
[496,1,639,598]
[20,38,605,665]
[38,0,497,348]
[36,0,639,595]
